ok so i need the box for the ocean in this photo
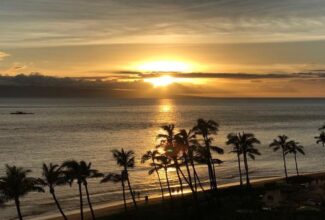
[0,98,325,219]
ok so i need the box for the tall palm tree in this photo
[0,165,44,220]
[101,171,128,212]
[193,118,223,190]
[286,141,305,176]
[226,133,243,187]
[154,155,173,200]
[269,135,291,182]
[175,129,196,191]
[79,161,103,220]
[111,149,137,209]
[156,124,186,196]
[62,160,85,220]
[238,132,261,187]
[141,150,164,199]
[40,163,67,220]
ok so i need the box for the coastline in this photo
[38,172,325,220]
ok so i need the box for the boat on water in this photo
[10,111,34,115]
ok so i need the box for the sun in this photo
[137,60,191,72]
[144,75,175,87]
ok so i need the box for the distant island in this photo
[10,111,34,115]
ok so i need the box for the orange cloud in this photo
[0,51,9,61]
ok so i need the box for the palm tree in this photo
[79,161,103,220]
[193,119,223,190]
[238,132,261,187]
[269,135,291,182]
[315,131,325,147]
[111,149,138,209]
[156,124,186,196]
[154,155,173,200]
[0,165,44,220]
[141,150,164,199]
[40,163,67,220]
[286,141,305,176]
[101,171,128,212]
[157,124,175,144]
[175,129,197,191]
[62,160,85,220]
[226,133,243,187]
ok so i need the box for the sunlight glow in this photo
[144,75,175,87]
[144,75,205,87]
[137,61,191,72]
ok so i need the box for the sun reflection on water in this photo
[159,99,173,113]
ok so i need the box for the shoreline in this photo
[37,172,325,220]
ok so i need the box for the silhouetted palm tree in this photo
[315,124,325,147]
[269,135,291,182]
[157,124,175,144]
[315,131,325,147]
[0,165,44,220]
[40,163,67,220]
[154,155,173,200]
[238,132,261,187]
[286,141,305,176]
[175,129,197,191]
[62,160,85,220]
[226,133,243,187]
[111,149,138,209]
[79,161,103,220]
[141,150,164,199]
[157,124,186,196]
[101,171,128,212]
[193,119,223,190]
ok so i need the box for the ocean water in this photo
[0,98,325,219]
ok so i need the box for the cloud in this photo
[0,51,9,60]
[0,72,324,98]
[2,0,325,47]
[111,71,325,80]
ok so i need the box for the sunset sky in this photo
[1,0,325,97]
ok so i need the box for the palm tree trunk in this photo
[282,151,288,182]
[14,197,23,220]
[184,155,193,190]
[125,170,138,209]
[191,161,206,192]
[192,166,211,204]
[179,165,199,205]
[193,168,205,192]
[175,166,184,197]
[164,167,173,200]
[84,183,96,220]
[152,158,164,200]
[190,160,198,191]
[78,182,84,220]
[294,153,299,176]
[205,138,216,190]
[50,189,67,220]
[121,181,127,212]
[207,162,215,190]
[237,153,243,186]
[211,159,218,189]
[243,153,250,187]
[179,166,195,193]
